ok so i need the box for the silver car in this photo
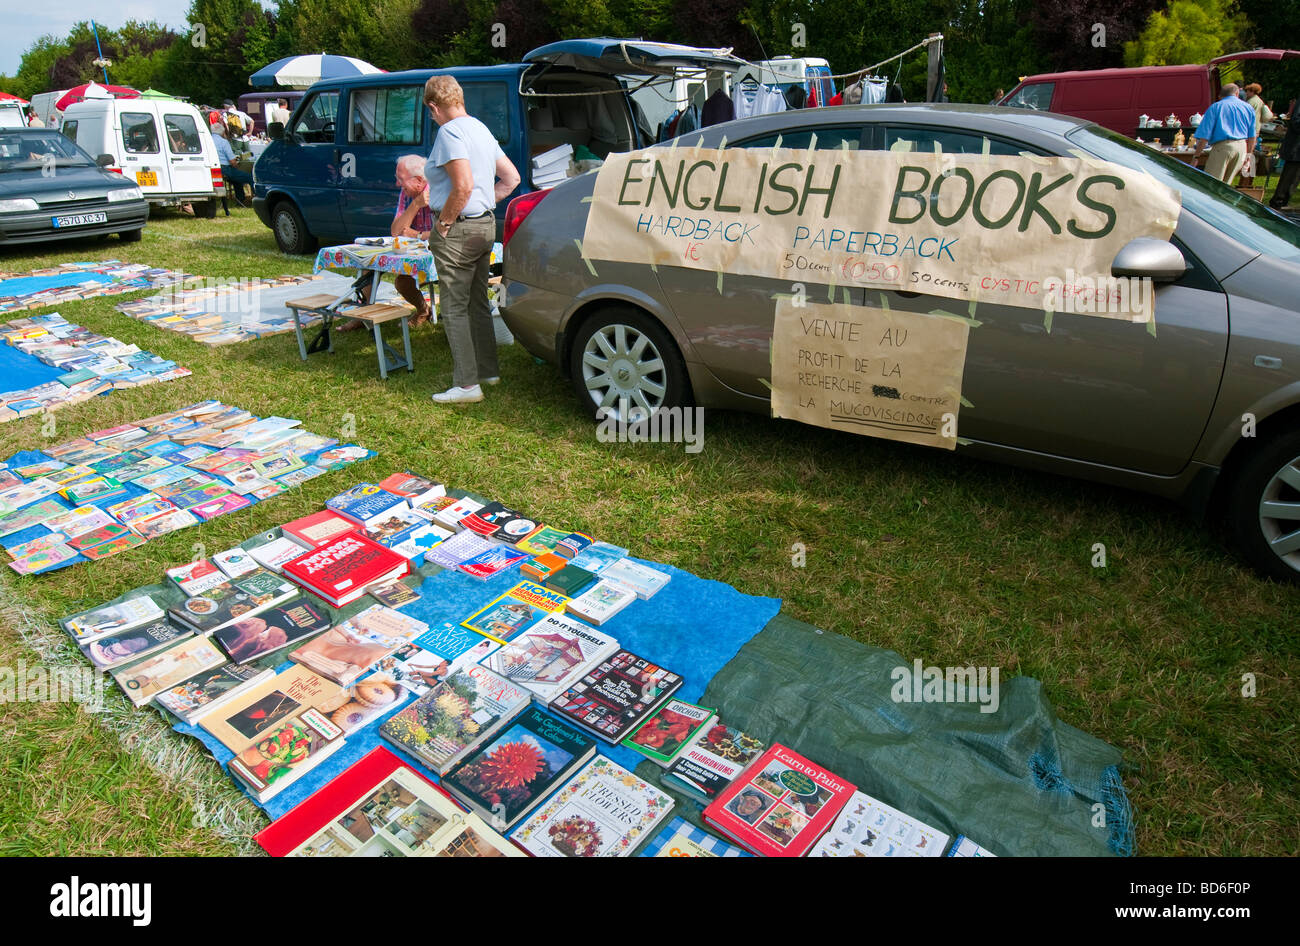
[501,104,1300,581]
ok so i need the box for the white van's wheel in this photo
[272,201,317,255]
[197,199,218,219]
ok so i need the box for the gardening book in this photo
[155,662,275,724]
[663,721,767,803]
[441,705,596,830]
[549,649,683,744]
[63,595,164,644]
[461,580,570,644]
[166,568,299,635]
[510,755,674,857]
[702,743,856,857]
[111,635,227,707]
[379,663,530,774]
[564,578,638,626]
[807,789,950,858]
[641,816,752,857]
[212,594,333,664]
[201,664,344,754]
[282,533,410,608]
[83,620,192,671]
[483,612,619,704]
[622,698,716,766]
[228,707,346,802]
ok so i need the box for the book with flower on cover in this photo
[622,698,716,766]
[663,720,766,803]
[282,533,410,608]
[510,755,674,857]
[702,743,856,857]
[379,663,531,774]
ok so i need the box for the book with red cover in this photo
[702,743,856,857]
[282,532,410,607]
[282,510,359,549]
[254,747,448,856]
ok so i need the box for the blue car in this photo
[252,40,747,253]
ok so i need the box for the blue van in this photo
[252,39,746,253]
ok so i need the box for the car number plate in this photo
[51,212,108,228]
[135,170,158,186]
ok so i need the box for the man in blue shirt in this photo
[211,122,252,214]
[1193,83,1258,183]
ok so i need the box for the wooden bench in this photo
[286,295,416,380]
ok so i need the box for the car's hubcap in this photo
[582,323,666,421]
[1258,455,1300,571]
[276,213,296,245]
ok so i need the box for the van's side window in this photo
[462,83,510,146]
[348,87,422,145]
[294,92,340,144]
[1003,83,1054,111]
[122,113,160,154]
[164,114,203,154]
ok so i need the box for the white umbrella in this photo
[249,54,383,90]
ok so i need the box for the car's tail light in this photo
[210,167,224,188]
[503,188,550,248]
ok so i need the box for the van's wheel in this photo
[197,198,218,219]
[272,200,317,255]
[119,228,142,243]
[1226,428,1300,583]
[567,306,690,423]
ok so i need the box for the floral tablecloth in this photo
[313,240,437,284]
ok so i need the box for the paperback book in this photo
[111,635,227,707]
[599,558,671,599]
[548,649,683,744]
[213,594,333,664]
[201,664,344,753]
[461,580,570,644]
[564,578,638,626]
[63,595,164,644]
[483,612,619,704]
[457,544,530,580]
[424,530,492,569]
[622,698,716,766]
[166,568,299,635]
[807,789,950,858]
[83,620,192,671]
[663,721,767,803]
[228,707,346,802]
[155,662,276,724]
[289,604,423,686]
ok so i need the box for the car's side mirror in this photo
[268,121,285,141]
[96,153,114,167]
[1111,237,1186,283]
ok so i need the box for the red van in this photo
[997,49,1299,135]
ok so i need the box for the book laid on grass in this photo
[63,595,164,644]
[282,533,410,608]
[155,662,275,724]
[424,530,492,570]
[510,755,674,857]
[599,558,671,599]
[564,578,638,626]
[702,743,856,857]
[483,612,619,704]
[166,559,227,596]
[255,748,522,858]
[82,620,193,671]
[548,649,683,744]
[167,568,299,635]
[379,663,531,774]
[807,789,950,858]
[663,721,767,804]
[228,707,346,802]
[288,603,423,687]
[281,510,358,549]
[111,635,227,707]
[622,698,716,767]
[441,705,596,831]
[545,564,597,598]
[640,816,752,857]
[458,544,529,581]
[461,580,570,645]
[213,594,333,664]
[201,664,344,753]
[248,535,312,573]
[569,541,629,575]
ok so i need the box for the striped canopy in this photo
[249,54,382,90]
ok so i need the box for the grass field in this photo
[0,208,1297,857]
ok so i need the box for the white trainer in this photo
[431,384,484,404]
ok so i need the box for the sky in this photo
[1,2,235,79]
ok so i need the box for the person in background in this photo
[210,121,251,214]
[421,74,521,404]
[1193,83,1257,183]
[989,89,1005,105]
[25,107,43,127]
[1270,94,1299,210]
[1245,83,1274,132]
[270,98,292,127]
[222,100,252,136]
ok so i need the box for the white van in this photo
[61,98,226,217]
[0,101,27,128]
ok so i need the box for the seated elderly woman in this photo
[339,153,436,331]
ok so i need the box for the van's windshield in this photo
[1066,123,1300,263]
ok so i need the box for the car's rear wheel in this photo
[567,306,690,422]
[119,228,142,242]
[1226,428,1300,582]
[272,200,316,255]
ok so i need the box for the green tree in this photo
[1124,0,1250,66]
[11,36,71,98]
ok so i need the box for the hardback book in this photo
[167,568,299,635]
[387,523,453,564]
[344,603,430,644]
[441,705,596,831]
[461,580,570,645]
[201,664,344,753]
[63,595,164,644]
[455,500,514,537]
[564,578,638,626]
[946,834,998,857]
[281,510,359,549]
[622,699,717,766]
[424,530,492,569]
[111,636,227,707]
[255,748,522,858]
[228,707,346,803]
[510,755,674,858]
[82,620,192,671]
[457,544,530,581]
[520,551,567,583]
[282,533,410,608]
[703,743,856,857]
[432,496,483,530]
[641,816,752,857]
[377,472,442,498]
[155,663,276,724]
[329,486,409,528]
[598,558,671,599]
[248,535,312,573]
[213,546,260,579]
[166,559,227,596]
[288,604,423,687]
[545,564,598,598]
[379,664,531,774]
[213,594,333,664]
[808,789,950,858]
[548,649,683,744]
[569,542,629,575]
[483,612,619,704]
[554,531,594,560]
[663,721,767,803]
